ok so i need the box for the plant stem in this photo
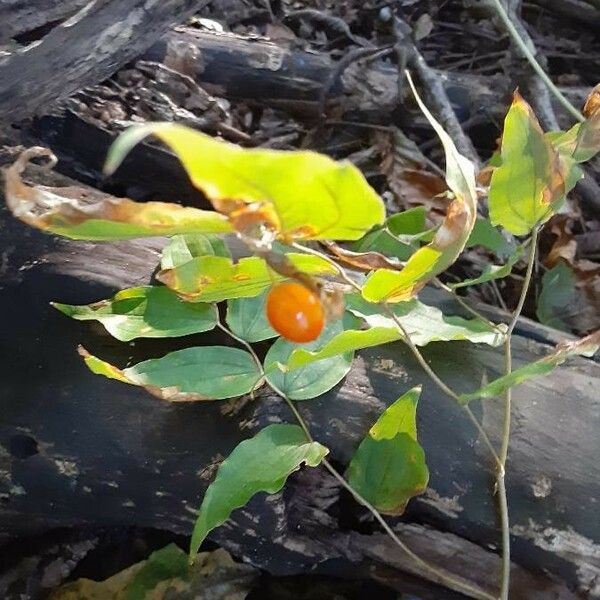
[218,317,494,600]
[380,303,502,469]
[496,226,539,599]
[488,0,584,122]
[270,381,495,600]
[293,241,502,467]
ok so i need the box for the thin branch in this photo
[487,0,584,122]
[218,315,494,599]
[496,226,539,599]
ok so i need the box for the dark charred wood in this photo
[0,1,209,123]
[0,162,598,599]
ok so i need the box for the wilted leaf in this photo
[459,330,600,404]
[105,123,385,241]
[79,346,262,402]
[361,73,478,302]
[49,545,256,600]
[347,386,429,515]
[226,290,277,343]
[190,424,328,556]
[158,253,337,303]
[53,287,218,342]
[161,234,231,270]
[3,147,231,240]
[489,92,566,235]
[264,321,353,400]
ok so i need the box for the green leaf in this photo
[126,544,188,600]
[79,346,262,402]
[489,92,566,235]
[158,253,337,303]
[361,73,478,303]
[347,386,429,515]
[53,286,218,342]
[226,290,277,343]
[351,207,431,261]
[536,261,576,332]
[105,123,385,241]
[161,233,231,270]
[466,218,516,259]
[190,424,328,557]
[3,148,232,240]
[264,321,353,400]
[347,294,504,346]
[449,247,523,290]
[287,295,504,369]
[459,330,600,404]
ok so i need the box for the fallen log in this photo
[0,161,598,599]
[0,0,209,123]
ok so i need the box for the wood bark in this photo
[0,0,208,123]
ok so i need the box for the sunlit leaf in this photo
[536,261,576,332]
[105,123,385,242]
[347,386,429,515]
[3,148,231,240]
[79,346,262,402]
[53,286,218,342]
[226,290,277,343]
[489,92,566,235]
[287,295,504,369]
[161,233,231,270]
[190,424,328,557]
[158,253,337,303]
[264,321,353,400]
[449,247,523,290]
[459,330,600,404]
[361,73,478,302]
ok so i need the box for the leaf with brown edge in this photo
[361,72,478,303]
[3,147,232,240]
[78,346,262,402]
[104,123,385,242]
[489,92,566,235]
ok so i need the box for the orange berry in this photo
[266,282,325,343]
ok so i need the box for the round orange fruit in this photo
[266,282,325,343]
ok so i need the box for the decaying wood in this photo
[0,162,599,598]
[0,0,209,123]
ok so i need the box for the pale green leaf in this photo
[79,346,262,402]
[53,286,217,341]
[459,330,600,404]
[160,233,231,270]
[158,253,337,303]
[347,387,428,515]
[466,218,516,259]
[489,92,566,235]
[3,148,232,240]
[362,73,478,302]
[190,424,328,556]
[105,123,385,241]
[287,295,504,369]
